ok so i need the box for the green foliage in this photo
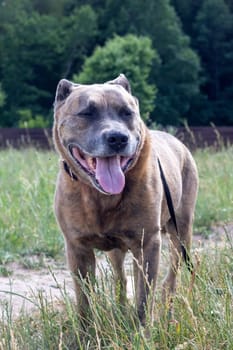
[0,149,61,263]
[17,109,50,128]
[0,0,97,126]
[172,0,233,126]
[62,5,98,77]
[74,34,158,120]
[145,0,201,125]
[0,0,232,126]
[171,0,203,35]
[0,83,6,108]
[32,0,68,16]
[192,0,233,125]
[88,0,201,125]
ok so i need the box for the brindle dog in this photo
[53,74,198,324]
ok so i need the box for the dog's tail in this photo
[158,158,194,273]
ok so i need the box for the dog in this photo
[53,74,198,325]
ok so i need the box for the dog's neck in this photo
[126,125,152,180]
[62,159,78,181]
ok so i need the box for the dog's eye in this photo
[77,106,96,117]
[78,110,92,117]
[119,107,133,118]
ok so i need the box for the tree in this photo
[0,1,97,126]
[62,5,98,78]
[88,0,201,125]
[74,34,159,121]
[192,0,233,124]
[171,0,203,36]
[32,0,67,16]
[0,0,232,127]
[0,83,6,108]
[142,0,201,125]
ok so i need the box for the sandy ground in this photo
[0,223,232,319]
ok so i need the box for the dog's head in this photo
[53,74,145,195]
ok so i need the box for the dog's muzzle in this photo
[68,143,135,195]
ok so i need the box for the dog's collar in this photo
[62,160,78,181]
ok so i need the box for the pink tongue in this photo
[96,156,125,195]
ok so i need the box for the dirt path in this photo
[0,224,232,319]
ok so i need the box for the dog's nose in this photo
[106,131,129,152]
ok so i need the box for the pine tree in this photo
[193,0,233,124]
[142,0,201,125]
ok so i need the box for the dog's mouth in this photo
[68,144,134,195]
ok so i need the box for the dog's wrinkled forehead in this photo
[68,85,136,114]
[54,74,139,115]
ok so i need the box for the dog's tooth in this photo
[79,149,85,160]
[93,158,97,170]
[120,156,128,169]
[86,156,95,172]
[86,156,92,167]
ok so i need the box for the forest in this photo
[0,0,232,127]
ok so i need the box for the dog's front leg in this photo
[133,231,161,325]
[107,249,127,305]
[65,240,96,319]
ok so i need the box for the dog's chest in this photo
[73,194,152,250]
[77,199,131,234]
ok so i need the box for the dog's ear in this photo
[54,79,77,106]
[106,74,131,94]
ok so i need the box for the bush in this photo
[74,34,160,121]
[18,109,50,128]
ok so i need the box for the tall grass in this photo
[1,146,233,263]
[0,148,62,263]
[0,146,233,348]
[194,147,233,231]
[0,241,233,349]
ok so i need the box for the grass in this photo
[0,146,233,263]
[194,147,233,232]
[0,148,63,264]
[0,146,233,348]
[0,241,233,349]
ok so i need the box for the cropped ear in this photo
[54,79,75,106]
[106,74,131,94]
